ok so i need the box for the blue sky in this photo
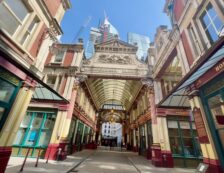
[60,0,171,45]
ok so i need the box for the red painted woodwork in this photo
[151,144,163,167]
[44,142,68,160]
[151,144,174,168]
[156,108,190,117]
[194,58,224,88]
[63,51,74,66]
[147,147,152,160]
[193,107,209,143]
[161,150,174,168]
[181,31,194,66]
[29,25,47,58]
[203,158,223,173]
[0,146,12,173]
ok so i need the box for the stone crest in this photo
[98,54,133,64]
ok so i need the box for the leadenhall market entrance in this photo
[200,73,224,169]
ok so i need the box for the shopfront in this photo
[167,116,202,167]
[200,73,224,169]
[139,124,146,156]
[75,121,84,151]
[0,67,21,131]
[147,121,153,159]
[12,110,57,158]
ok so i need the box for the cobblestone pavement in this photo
[5,150,94,173]
[5,149,196,173]
[70,150,196,173]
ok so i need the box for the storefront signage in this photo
[0,68,20,86]
[193,107,209,143]
[215,60,224,72]
[195,58,224,89]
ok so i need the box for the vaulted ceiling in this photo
[85,78,142,111]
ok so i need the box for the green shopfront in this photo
[0,67,21,132]
[12,110,56,158]
[167,116,202,167]
[200,73,224,170]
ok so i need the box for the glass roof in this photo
[160,46,224,107]
[86,78,142,110]
[32,84,67,102]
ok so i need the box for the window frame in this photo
[167,116,202,159]
[52,49,66,64]
[198,2,224,45]
[12,111,56,157]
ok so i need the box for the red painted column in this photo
[0,147,12,173]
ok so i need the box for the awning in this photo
[32,84,67,101]
[159,37,224,108]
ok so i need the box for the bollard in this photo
[20,148,31,172]
[46,147,52,164]
[35,149,41,167]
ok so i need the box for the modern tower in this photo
[85,17,119,58]
[127,32,150,61]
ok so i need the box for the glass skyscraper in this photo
[85,17,119,58]
[127,32,150,61]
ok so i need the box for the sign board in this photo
[195,163,209,173]
[193,107,209,143]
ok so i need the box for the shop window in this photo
[13,111,56,157]
[0,68,21,131]
[168,117,202,158]
[199,3,223,43]
[0,0,29,35]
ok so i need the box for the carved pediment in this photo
[98,54,133,65]
[95,38,138,53]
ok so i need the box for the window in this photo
[20,17,39,45]
[168,116,202,158]
[0,68,21,131]
[0,0,29,35]
[54,50,65,63]
[199,3,223,43]
[188,25,201,58]
[13,111,56,157]
[46,75,57,89]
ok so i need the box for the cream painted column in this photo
[189,95,219,161]
[133,129,136,147]
[156,117,170,151]
[0,87,34,146]
[145,123,148,148]
[72,120,79,144]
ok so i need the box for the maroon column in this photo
[203,158,223,173]
[0,146,12,173]
[151,144,163,167]
[147,146,152,160]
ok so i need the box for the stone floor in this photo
[5,149,196,173]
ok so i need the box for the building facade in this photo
[0,0,71,172]
[149,0,224,172]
